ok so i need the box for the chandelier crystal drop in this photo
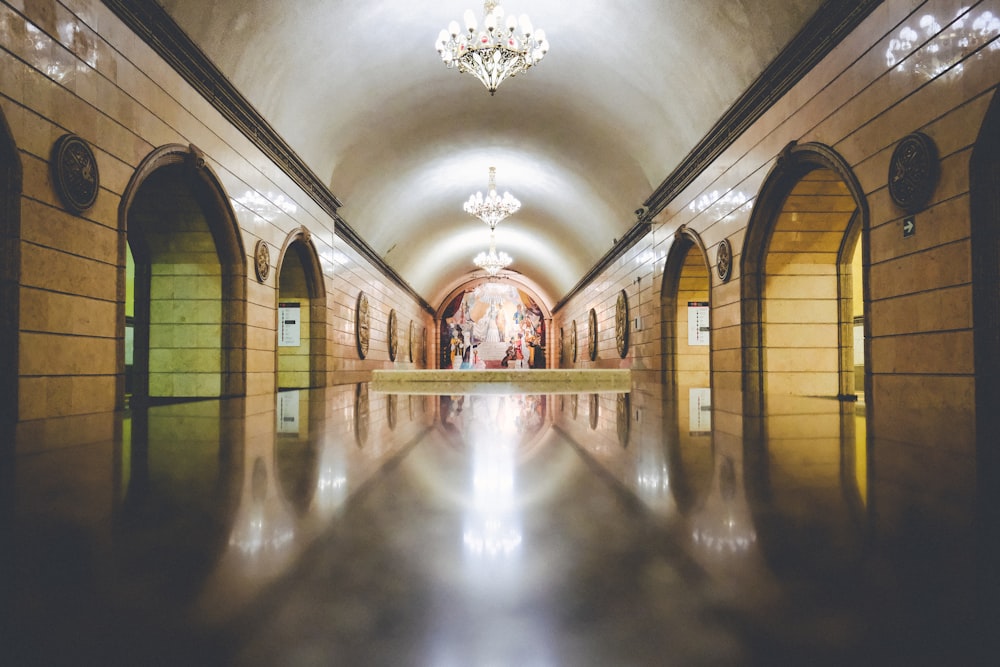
[436,1,549,95]
[473,230,513,277]
[464,166,520,229]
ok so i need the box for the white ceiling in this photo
[157,0,824,307]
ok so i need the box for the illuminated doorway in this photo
[120,146,247,406]
[660,226,713,514]
[276,231,327,389]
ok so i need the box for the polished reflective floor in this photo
[3,382,988,665]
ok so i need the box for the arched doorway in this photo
[970,87,1000,636]
[0,107,20,425]
[120,145,247,406]
[275,229,327,390]
[740,142,869,573]
[660,226,714,514]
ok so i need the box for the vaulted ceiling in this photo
[153,0,828,308]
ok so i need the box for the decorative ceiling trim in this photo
[642,0,883,217]
[102,0,434,315]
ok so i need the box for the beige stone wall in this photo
[554,1,1000,530]
[0,0,432,421]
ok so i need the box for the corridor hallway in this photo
[3,382,983,666]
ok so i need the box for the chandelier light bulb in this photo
[463,166,520,229]
[436,2,549,94]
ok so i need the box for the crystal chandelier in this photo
[436,1,549,95]
[464,167,520,229]
[473,230,512,276]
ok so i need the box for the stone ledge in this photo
[371,369,631,394]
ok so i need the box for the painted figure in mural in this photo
[450,325,464,369]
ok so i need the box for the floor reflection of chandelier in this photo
[436,1,549,95]
[464,167,520,229]
[473,230,512,276]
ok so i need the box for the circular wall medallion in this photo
[588,308,598,361]
[253,239,270,282]
[355,292,370,359]
[51,133,99,214]
[615,290,630,358]
[408,320,415,362]
[571,320,578,363]
[888,131,939,213]
[717,238,733,283]
[387,309,398,361]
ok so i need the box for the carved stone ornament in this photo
[387,309,398,361]
[355,291,370,359]
[717,237,733,283]
[888,131,939,213]
[571,320,578,362]
[51,133,99,214]
[253,239,270,282]
[615,290,630,358]
[588,308,598,361]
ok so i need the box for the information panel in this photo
[277,390,300,434]
[278,302,301,347]
[687,301,710,346]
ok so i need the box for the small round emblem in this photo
[356,292,370,359]
[588,308,598,361]
[717,238,733,283]
[254,239,270,282]
[387,309,398,361]
[888,132,939,213]
[615,290,629,358]
[51,134,99,214]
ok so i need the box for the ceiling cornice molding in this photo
[642,0,883,217]
[101,0,434,315]
[552,221,650,314]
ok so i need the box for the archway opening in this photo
[125,161,238,403]
[661,231,713,513]
[744,152,869,576]
[277,237,326,389]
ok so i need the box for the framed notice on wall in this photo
[687,301,710,346]
[279,302,301,347]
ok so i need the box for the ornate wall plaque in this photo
[615,290,629,358]
[571,320,578,362]
[717,237,733,283]
[588,308,598,361]
[253,239,270,282]
[888,131,939,213]
[51,133,99,214]
[355,291,370,359]
[387,309,398,361]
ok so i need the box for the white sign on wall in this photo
[278,302,301,347]
[687,302,710,346]
[689,387,712,434]
[278,390,300,434]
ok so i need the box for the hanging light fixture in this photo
[473,229,512,276]
[464,166,520,229]
[436,1,549,95]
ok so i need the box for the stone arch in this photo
[0,107,21,425]
[274,227,328,389]
[740,141,870,416]
[659,225,714,513]
[119,144,247,405]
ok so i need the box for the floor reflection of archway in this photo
[660,227,714,515]
[276,231,327,389]
[0,107,20,425]
[122,146,247,405]
[741,144,869,577]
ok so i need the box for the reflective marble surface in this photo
[3,382,989,665]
